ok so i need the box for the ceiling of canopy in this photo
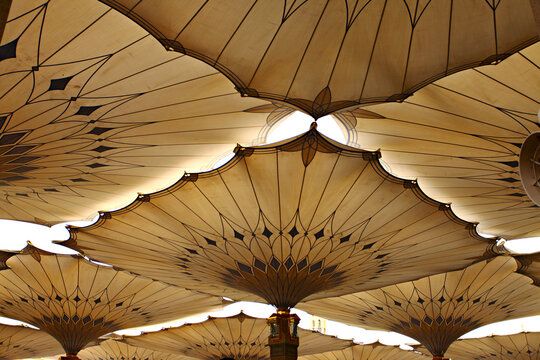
[98,0,538,118]
[298,256,540,357]
[298,343,426,360]
[122,312,354,360]
[421,331,540,360]
[0,245,226,356]
[0,0,274,225]
[339,42,540,239]
[65,129,495,309]
[0,323,64,360]
[78,339,192,360]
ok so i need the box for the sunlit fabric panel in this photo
[123,312,354,359]
[298,256,540,358]
[99,0,538,117]
[340,42,540,239]
[67,129,493,308]
[434,332,540,360]
[0,0,272,224]
[0,245,226,355]
[0,323,64,359]
[78,339,191,360]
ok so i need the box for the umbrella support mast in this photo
[267,308,300,360]
[60,354,80,360]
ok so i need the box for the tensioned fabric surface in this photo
[98,0,538,118]
[298,342,427,360]
[515,253,540,286]
[78,339,192,360]
[123,312,354,360]
[0,245,226,356]
[424,331,540,360]
[0,0,273,225]
[65,128,495,309]
[298,256,540,358]
[0,323,64,360]
[338,42,540,239]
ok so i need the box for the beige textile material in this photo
[341,42,540,239]
[122,312,354,360]
[78,339,191,360]
[0,245,226,356]
[0,0,271,225]
[99,0,538,118]
[298,256,540,358]
[425,332,540,360]
[0,323,63,360]
[516,253,540,286]
[298,343,427,360]
[66,128,494,308]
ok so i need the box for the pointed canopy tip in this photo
[514,252,540,286]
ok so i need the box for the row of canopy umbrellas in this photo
[3,306,538,360]
[0,245,536,359]
[0,0,539,359]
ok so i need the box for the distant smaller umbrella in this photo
[0,322,64,360]
[299,342,428,360]
[78,339,192,360]
[0,245,227,360]
[298,256,540,360]
[122,312,355,360]
[416,332,540,360]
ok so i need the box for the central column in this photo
[267,308,300,360]
[432,356,449,360]
[60,354,80,360]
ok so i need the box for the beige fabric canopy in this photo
[0,0,273,225]
[422,331,540,360]
[298,256,540,358]
[516,253,540,286]
[0,323,64,360]
[298,342,427,360]
[99,0,538,118]
[65,128,495,308]
[78,339,191,360]
[339,42,540,239]
[0,245,226,356]
[122,312,354,360]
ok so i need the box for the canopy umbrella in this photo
[122,312,354,360]
[298,256,540,360]
[415,331,540,360]
[0,0,274,225]
[336,42,540,239]
[64,127,496,359]
[0,245,227,360]
[299,342,427,360]
[93,0,538,118]
[78,339,193,360]
[0,322,64,359]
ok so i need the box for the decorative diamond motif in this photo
[75,105,101,116]
[269,257,280,271]
[288,226,299,238]
[48,76,73,91]
[0,39,18,62]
